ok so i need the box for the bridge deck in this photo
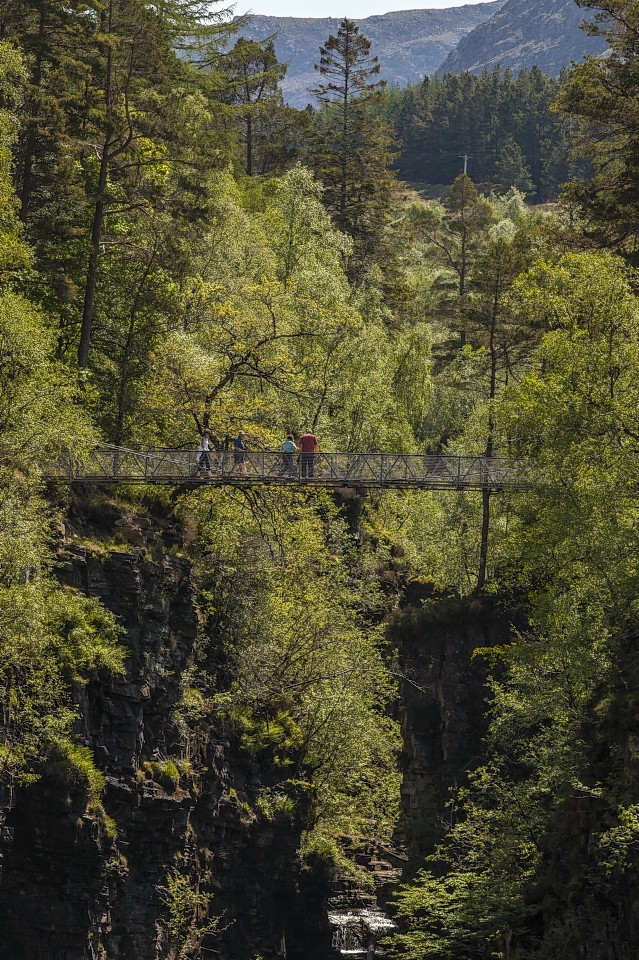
[45,447,531,490]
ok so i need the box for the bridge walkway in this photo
[44,446,531,491]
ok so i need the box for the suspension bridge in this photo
[44,445,532,491]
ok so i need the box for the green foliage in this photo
[254,784,302,821]
[390,251,639,958]
[0,290,93,462]
[136,165,429,451]
[183,486,402,856]
[142,759,191,792]
[307,18,407,300]
[598,804,639,875]
[48,742,106,798]
[218,37,303,176]
[0,580,123,789]
[0,77,123,827]
[9,2,639,951]
[231,707,304,760]
[0,42,31,281]
[160,866,222,960]
[390,67,573,201]
[558,0,639,249]
[493,138,535,196]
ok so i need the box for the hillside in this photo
[439,0,606,76]
[234,3,503,106]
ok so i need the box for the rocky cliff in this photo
[0,491,331,960]
[391,590,519,867]
[0,491,526,959]
[235,3,503,107]
[438,0,606,77]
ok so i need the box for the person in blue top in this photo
[233,430,248,475]
[279,434,297,477]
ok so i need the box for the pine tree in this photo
[411,175,495,347]
[388,68,569,200]
[558,0,639,251]
[307,18,402,293]
[493,137,535,195]
[219,37,287,176]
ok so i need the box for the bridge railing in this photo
[49,446,532,489]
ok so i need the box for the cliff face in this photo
[438,0,606,77]
[10,494,615,959]
[0,492,519,960]
[0,493,330,960]
[392,590,639,959]
[391,592,517,866]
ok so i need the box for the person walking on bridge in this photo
[279,434,297,477]
[196,429,213,476]
[233,430,248,475]
[298,429,318,479]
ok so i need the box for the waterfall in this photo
[328,908,397,957]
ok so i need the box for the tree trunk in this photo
[113,253,156,444]
[340,54,349,222]
[246,112,253,176]
[78,0,113,369]
[19,6,46,223]
[478,285,499,588]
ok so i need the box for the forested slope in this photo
[387,67,575,199]
[2,2,639,959]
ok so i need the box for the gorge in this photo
[4,1,639,958]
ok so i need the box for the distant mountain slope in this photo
[438,0,606,76]
[235,3,504,107]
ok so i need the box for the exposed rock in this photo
[438,0,606,78]
[391,591,520,865]
[0,493,331,960]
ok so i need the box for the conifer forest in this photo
[3,0,639,958]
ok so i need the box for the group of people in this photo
[196,429,319,479]
[279,430,319,478]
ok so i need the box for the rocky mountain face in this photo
[390,590,518,865]
[235,3,503,107]
[438,0,606,77]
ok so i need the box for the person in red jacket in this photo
[298,429,318,479]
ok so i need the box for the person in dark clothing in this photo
[233,430,248,475]
[298,429,318,478]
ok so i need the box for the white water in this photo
[328,908,397,956]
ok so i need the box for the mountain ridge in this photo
[234,3,504,106]
[438,0,607,76]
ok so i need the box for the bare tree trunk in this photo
[478,481,491,589]
[340,50,349,222]
[114,252,156,444]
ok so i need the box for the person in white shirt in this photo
[196,430,212,476]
